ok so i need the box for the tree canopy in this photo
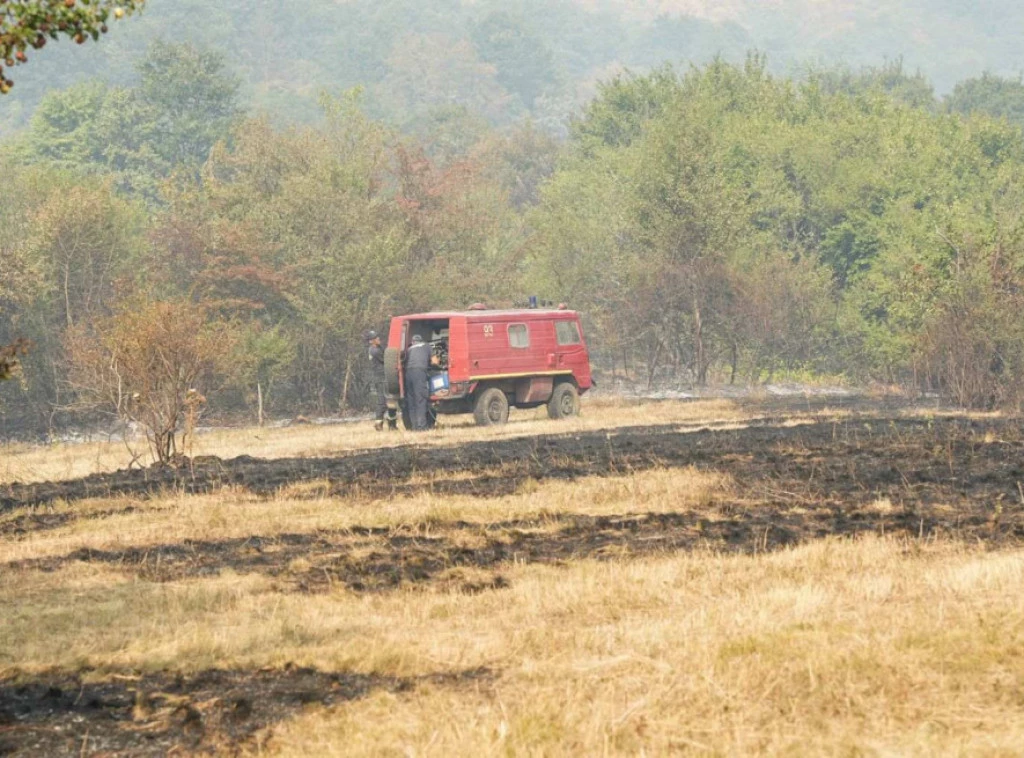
[7,37,1024,433]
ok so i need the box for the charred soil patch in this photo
[1,416,819,513]
[11,497,1024,594]
[0,506,146,539]
[4,409,1024,756]
[3,414,1024,529]
[0,665,491,757]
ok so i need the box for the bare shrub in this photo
[66,297,239,465]
[729,252,834,383]
[918,264,1024,410]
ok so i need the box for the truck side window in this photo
[508,323,529,348]
[555,321,581,346]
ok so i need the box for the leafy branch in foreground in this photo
[0,0,144,93]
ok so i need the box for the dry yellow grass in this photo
[0,397,790,485]
[4,538,1023,755]
[1,395,1001,487]
[270,540,1024,756]
[0,466,730,563]
[4,397,1022,755]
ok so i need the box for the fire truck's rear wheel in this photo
[547,382,579,420]
[474,387,509,426]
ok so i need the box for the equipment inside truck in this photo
[405,319,449,392]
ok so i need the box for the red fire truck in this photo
[383,306,593,427]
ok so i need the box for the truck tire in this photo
[547,382,579,420]
[473,387,509,426]
[383,347,402,395]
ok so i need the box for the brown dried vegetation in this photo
[3,398,1024,756]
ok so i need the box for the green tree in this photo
[527,55,1024,402]
[135,39,241,171]
[17,40,241,197]
[470,10,557,109]
[470,120,559,209]
[373,33,518,127]
[203,97,413,411]
[0,162,146,426]
[570,66,681,153]
[947,72,1024,127]
[402,104,493,165]
[807,59,936,110]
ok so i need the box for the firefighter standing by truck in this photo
[365,330,388,431]
[404,334,433,431]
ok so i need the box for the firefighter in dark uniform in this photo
[365,330,387,431]
[404,334,432,431]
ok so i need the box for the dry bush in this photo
[918,277,1024,410]
[65,297,239,465]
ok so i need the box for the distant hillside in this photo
[600,0,1024,89]
[1,0,1021,138]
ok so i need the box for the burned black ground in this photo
[6,414,1024,593]
[0,666,491,757]
[3,413,1022,516]
[4,405,1024,756]
[2,411,1024,540]
[12,501,1022,595]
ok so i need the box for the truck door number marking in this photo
[483,324,494,337]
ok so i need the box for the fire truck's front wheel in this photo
[473,387,509,426]
[547,382,580,420]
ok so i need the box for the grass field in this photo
[2,397,1023,756]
